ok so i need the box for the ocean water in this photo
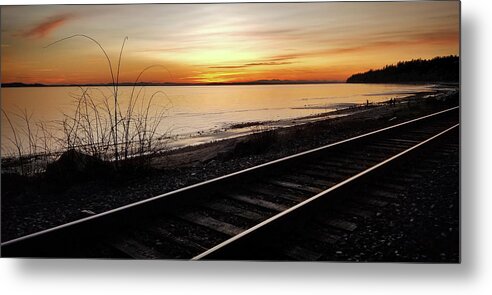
[1,83,435,155]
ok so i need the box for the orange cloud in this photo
[265,29,458,62]
[23,14,74,38]
[209,61,293,69]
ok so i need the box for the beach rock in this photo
[80,209,96,216]
[234,135,275,156]
[46,149,110,181]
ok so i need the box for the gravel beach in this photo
[1,89,459,245]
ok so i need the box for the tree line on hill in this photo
[346,55,459,83]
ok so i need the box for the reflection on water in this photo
[1,83,434,155]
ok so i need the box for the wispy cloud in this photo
[266,29,458,61]
[320,31,458,55]
[209,61,292,69]
[209,65,249,69]
[23,13,74,38]
[246,61,293,66]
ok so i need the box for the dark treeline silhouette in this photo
[346,55,459,83]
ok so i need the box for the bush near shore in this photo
[1,35,171,177]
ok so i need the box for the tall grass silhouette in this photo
[1,35,172,175]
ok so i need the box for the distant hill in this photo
[346,55,459,83]
[1,79,340,88]
[1,82,47,87]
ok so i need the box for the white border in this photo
[2,1,491,295]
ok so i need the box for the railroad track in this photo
[1,106,460,259]
[196,126,460,260]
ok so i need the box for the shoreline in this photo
[2,81,457,88]
[155,86,455,168]
[1,83,446,168]
[142,83,452,152]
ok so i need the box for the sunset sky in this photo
[1,2,459,84]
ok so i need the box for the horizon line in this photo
[2,79,346,87]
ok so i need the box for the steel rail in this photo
[1,106,458,252]
[193,123,459,260]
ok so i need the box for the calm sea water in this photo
[1,83,434,155]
